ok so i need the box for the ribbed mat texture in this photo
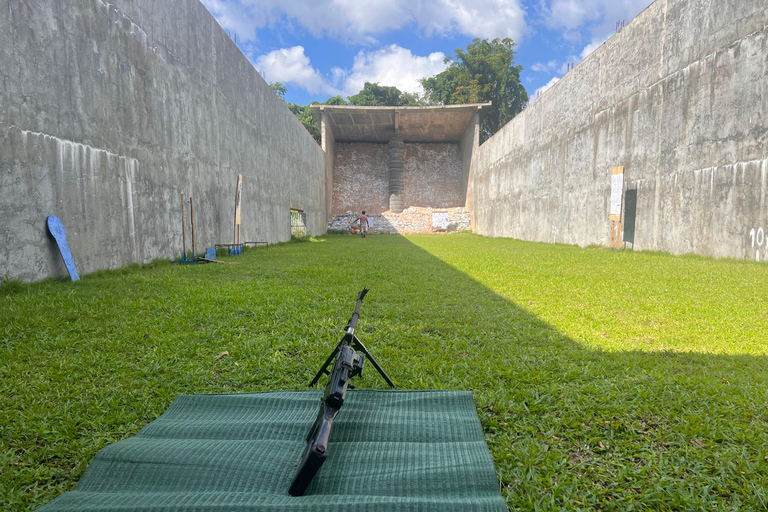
[40,390,507,511]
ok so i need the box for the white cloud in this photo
[410,0,528,40]
[534,76,560,98]
[253,44,450,98]
[542,0,653,62]
[341,45,449,96]
[580,40,604,60]
[205,0,528,43]
[531,60,558,73]
[200,0,259,42]
[538,0,653,78]
[254,46,338,95]
[544,0,592,31]
[543,0,653,33]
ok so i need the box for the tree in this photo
[348,82,422,106]
[420,38,528,140]
[323,95,348,106]
[269,81,287,101]
[287,102,320,143]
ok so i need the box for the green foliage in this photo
[269,81,287,101]
[421,38,528,141]
[4,234,768,510]
[285,90,349,145]
[348,82,422,106]
[287,101,321,143]
[322,95,348,106]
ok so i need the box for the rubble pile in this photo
[328,207,472,235]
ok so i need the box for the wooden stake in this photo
[233,174,242,247]
[190,197,196,257]
[181,194,187,258]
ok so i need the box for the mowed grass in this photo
[2,233,767,511]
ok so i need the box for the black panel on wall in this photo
[623,189,637,246]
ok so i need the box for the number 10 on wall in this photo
[749,227,766,261]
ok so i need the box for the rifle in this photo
[289,288,394,496]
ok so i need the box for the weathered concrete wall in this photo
[459,111,480,226]
[0,0,327,282]
[332,142,463,215]
[321,112,336,220]
[472,0,768,261]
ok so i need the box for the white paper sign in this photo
[610,173,624,217]
[432,213,449,229]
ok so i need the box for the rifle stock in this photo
[288,402,338,496]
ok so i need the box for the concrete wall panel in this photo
[0,0,327,282]
[471,0,768,261]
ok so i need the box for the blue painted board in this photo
[47,215,80,282]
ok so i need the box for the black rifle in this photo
[289,288,394,496]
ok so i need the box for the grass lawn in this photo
[2,233,768,511]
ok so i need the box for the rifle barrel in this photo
[345,288,368,335]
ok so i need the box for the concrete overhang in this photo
[310,103,491,143]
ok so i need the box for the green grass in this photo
[2,233,768,511]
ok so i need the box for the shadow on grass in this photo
[3,233,767,510]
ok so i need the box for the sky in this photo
[201,0,656,106]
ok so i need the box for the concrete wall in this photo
[321,112,336,220]
[0,0,327,282]
[332,142,463,215]
[471,0,768,261]
[459,111,480,226]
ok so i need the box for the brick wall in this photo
[332,143,389,215]
[402,143,463,209]
[332,142,464,215]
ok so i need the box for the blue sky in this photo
[201,0,655,106]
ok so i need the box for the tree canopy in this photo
[269,81,287,101]
[347,82,421,107]
[285,101,320,143]
[420,38,527,140]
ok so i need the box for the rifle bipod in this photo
[308,333,395,389]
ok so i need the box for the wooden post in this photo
[181,194,187,259]
[233,174,242,251]
[190,197,196,257]
[610,167,625,250]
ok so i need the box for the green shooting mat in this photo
[40,390,507,511]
